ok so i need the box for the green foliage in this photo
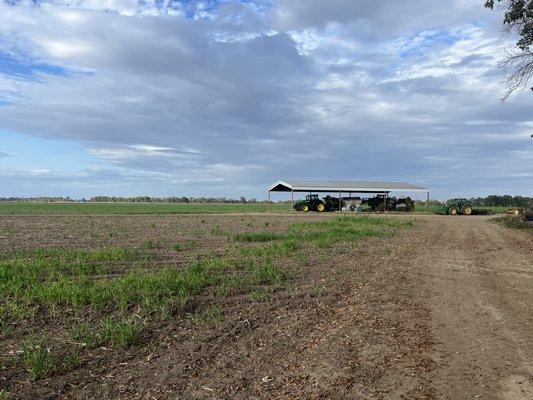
[465,194,532,209]
[0,390,12,400]
[485,1,533,51]
[494,215,533,230]
[211,224,224,235]
[281,238,298,253]
[250,289,268,302]
[69,322,98,347]
[70,318,143,348]
[21,339,58,380]
[0,249,210,317]
[249,261,286,285]
[234,231,287,242]
[314,285,327,298]
[142,240,159,249]
[290,216,412,248]
[485,0,533,96]
[100,317,143,347]
[0,240,295,326]
[186,306,223,326]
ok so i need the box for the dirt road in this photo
[418,216,533,399]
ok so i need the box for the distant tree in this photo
[485,0,533,99]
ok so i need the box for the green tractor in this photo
[435,198,473,216]
[294,194,343,212]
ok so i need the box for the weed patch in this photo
[493,215,532,231]
[186,306,223,326]
[100,317,143,347]
[0,390,12,400]
[250,289,267,302]
[234,231,287,242]
[21,339,58,380]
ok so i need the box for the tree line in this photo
[0,196,265,204]
[466,195,531,208]
[0,195,531,208]
[415,195,532,208]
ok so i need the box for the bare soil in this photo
[0,214,531,399]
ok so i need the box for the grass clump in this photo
[238,238,299,258]
[70,317,144,348]
[250,288,267,302]
[234,231,287,242]
[250,261,286,285]
[186,305,223,326]
[100,317,143,347]
[0,390,12,400]
[211,224,224,235]
[142,240,158,250]
[290,216,413,248]
[21,339,58,380]
[69,322,99,348]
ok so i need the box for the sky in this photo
[0,0,532,200]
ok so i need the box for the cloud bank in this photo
[0,0,531,198]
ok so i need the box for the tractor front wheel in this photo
[302,204,309,212]
[449,207,458,215]
[317,203,325,212]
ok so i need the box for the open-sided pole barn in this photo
[268,180,430,212]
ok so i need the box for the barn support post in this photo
[268,191,271,212]
[427,191,430,212]
[339,191,342,212]
[291,190,294,211]
[383,192,387,213]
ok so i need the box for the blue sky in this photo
[0,0,532,200]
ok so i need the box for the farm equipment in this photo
[434,198,492,215]
[293,194,344,212]
[361,195,415,212]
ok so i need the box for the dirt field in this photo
[0,214,531,399]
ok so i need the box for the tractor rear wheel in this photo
[462,205,473,215]
[302,204,309,212]
[317,203,325,212]
[449,207,458,215]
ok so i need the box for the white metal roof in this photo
[268,180,429,193]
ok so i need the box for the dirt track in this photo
[419,216,533,399]
[1,214,532,399]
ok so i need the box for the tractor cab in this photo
[446,198,467,206]
[306,194,319,201]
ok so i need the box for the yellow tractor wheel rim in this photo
[302,205,309,212]
[450,208,457,215]
[317,204,325,212]
[464,207,472,215]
